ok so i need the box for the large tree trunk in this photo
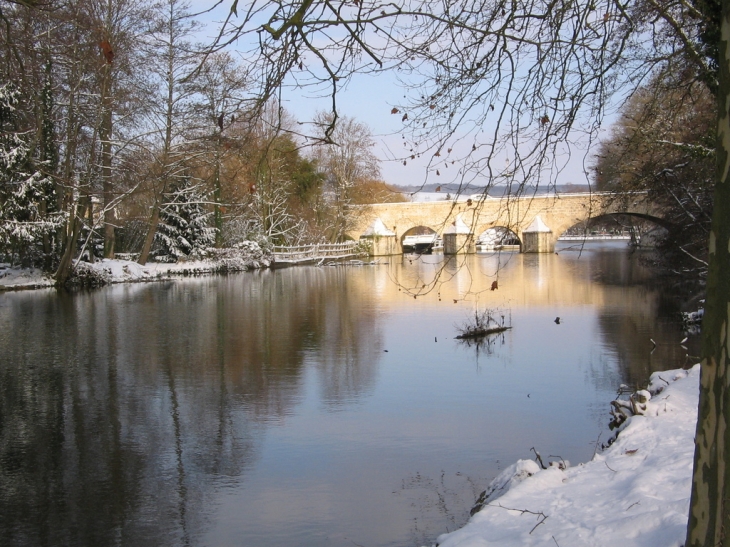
[685,3,730,544]
[100,60,115,259]
[213,148,223,248]
[137,204,159,265]
[55,196,89,286]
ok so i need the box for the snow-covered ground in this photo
[434,365,699,547]
[0,259,252,290]
[0,264,56,289]
[0,242,271,290]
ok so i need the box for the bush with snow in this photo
[64,261,113,288]
[205,240,272,271]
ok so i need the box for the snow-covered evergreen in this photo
[152,178,216,262]
[0,83,63,267]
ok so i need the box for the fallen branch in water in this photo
[455,306,512,339]
[455,325,511,339]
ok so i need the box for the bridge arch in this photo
[551,212,671,241]
[401,225,438,239]
[401,226,439,253]
[476,226,521,251]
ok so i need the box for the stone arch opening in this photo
[476,226,521,252]
[401,226,439,254]
[559,213,668,247]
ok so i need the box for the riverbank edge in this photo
[433,365,699,547]
[0,251,272,292]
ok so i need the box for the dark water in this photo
[0,242,701,547]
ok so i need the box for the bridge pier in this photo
[443,216,476,254]
[359,218,399,256]
[521,216,554,253]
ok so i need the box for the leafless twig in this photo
[531,447,547,470]
[592,432,602,460]
[489,503,549,535]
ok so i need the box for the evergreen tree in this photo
[0,83,63,267]
[152,178,216,262]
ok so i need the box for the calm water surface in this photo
[0,242,701,547]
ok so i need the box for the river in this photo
[0,242,701,547]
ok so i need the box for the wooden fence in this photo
[272,241,360,265]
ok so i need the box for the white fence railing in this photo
[273,241,359,262]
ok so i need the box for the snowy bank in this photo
[0,264,55,290]
[434,365,699,547]
[0,242,271,290]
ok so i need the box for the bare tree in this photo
[136,0,201,264]
[594,65,715,274]
[311,112,380,241]
[237,103,319,244]
[186,51,251,246]
[87,0,149,258]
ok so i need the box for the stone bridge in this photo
[350,192,663,255]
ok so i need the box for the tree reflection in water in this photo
[0,267,381,547]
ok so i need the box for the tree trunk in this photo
[101,61,115,258]
[213,151,223,247]
[685,2,730,544]
[55,196,89,286]
[137,204,159,265]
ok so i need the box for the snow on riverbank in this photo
[434,365,699,547]
[0,264,55,289]
[0,242,270,290]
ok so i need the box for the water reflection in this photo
[0,269,381,547]
[0,244,701,547]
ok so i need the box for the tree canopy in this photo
[594,65,715,275]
